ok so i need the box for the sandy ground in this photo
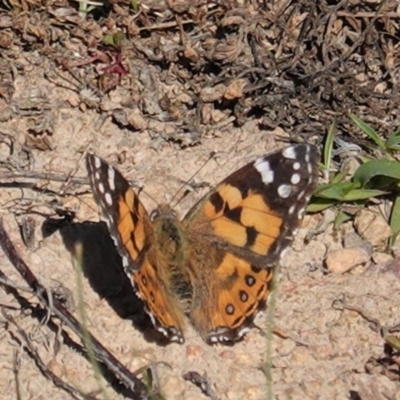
[0,58,400,400]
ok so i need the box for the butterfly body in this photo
[86,144,318,344]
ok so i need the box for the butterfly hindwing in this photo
[189,251,274,343]
[133,258,184,342]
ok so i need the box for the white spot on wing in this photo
[148,312,156,325]
[282,146,297,160]
[291,173,301,185]
[122,255,129,267]
[108,167,116,191]
[297,207,305,219]
[293,162,301,170]
[254,158,274,184]
[237,326,250,338]
[98,182,105,194]
[94,156,101,169]
[297,190,305,200]
[105,192,113,206]
[278,184,291,198]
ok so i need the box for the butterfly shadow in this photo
[50,219,172,346]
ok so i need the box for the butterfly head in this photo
[150,205,178,222]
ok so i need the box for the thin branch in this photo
[0,170,141,190]
[3,309,96,400]
[0,171,88,185]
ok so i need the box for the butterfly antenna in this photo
[169,152,216,209]
[137,186,160,208]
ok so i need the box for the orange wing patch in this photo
[116,188,147,261]
[203,183,283,256]
[213,253,272,328]
[191,252,273,343]
[133,258,185,342]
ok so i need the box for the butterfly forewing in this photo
[86,154,185,343]
[86,154,151,270]
[185,144,318,267]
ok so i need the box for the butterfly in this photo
[86,144,318,344]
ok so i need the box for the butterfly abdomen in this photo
[152,207,195,314]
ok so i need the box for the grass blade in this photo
[350,114,386,150]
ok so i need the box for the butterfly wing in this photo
[188,251,274,343]
[184,144,318,342]
[86,154,184,342]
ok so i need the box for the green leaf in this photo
[353,160,400,187]
[385,335,400,352]
[103,34,116,47]
[104,32,125,48]
[386,131,400,151]
[390,195,400,246]
[131,0,140,12]
[350,114,386,150]
[114,32,125,47]
[358,154,374,164]
[334,210,352,227]
[307,199,337,213]
[323,121,335,171]
[340,188,387,201]
[330,171,347,184]
[313,181,359,200]
[314,181,386,201]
